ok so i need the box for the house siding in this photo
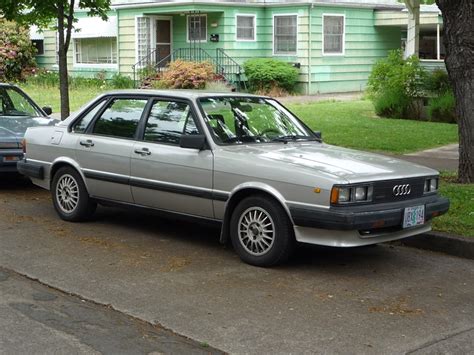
[34,2,406,93]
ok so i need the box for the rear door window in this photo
[92,98,148,139]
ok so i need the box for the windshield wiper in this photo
[271,135,318,143]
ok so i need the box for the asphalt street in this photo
[0,177,473,354]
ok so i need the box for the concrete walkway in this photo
[279,92,363,104]
[397,144,459,171]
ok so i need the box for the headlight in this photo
[331,184,373,205]
[424,177,439,194]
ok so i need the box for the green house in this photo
[31,0,444,94]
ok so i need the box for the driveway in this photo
[0,178,473,354]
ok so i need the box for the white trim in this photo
[135,15,153,65]
[186,14,208,43]
[72,37,118,68]
[151,16,174,60]
[322,13,346,56]
[272,13,299,56]
[436,22,440,61]
[235,14,257,42]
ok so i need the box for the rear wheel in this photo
[230,195,294,267]
[51,167,96,222]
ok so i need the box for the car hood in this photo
[0,116,56,147]
[221,142,437,183]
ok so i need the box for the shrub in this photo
[427,91,457,123]
[110,73,134,89]
[425,69,451,95]
[26,69,59,87]
[161,60,215,89]
[0,19,37,81]
[243,58,299,94]
[367,50,427,119]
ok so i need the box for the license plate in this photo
[3,156,20,162]
[403,205,425,228]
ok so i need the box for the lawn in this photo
[288,100,459,154]
[22,84,105,114]
[433,172,474,237]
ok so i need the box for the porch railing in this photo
[132,47,247,91]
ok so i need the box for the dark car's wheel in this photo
[230,195,295,267]
[51,167,96,222]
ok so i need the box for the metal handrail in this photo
[216,48,246,91]
[132,48,160,87]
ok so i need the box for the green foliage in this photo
[243,58,299,94]
[0,19,37,81]
[109,73,134,89]
[427,91,457,123]
[368,50,427,119]
[161,60,215,89]
[424,69,451,95]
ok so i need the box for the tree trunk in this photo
[57,2,70,120]
[436,0,474,183]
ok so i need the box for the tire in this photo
[230,195,295,267]
[51,166,96,222]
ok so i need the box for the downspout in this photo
[307,4,313,95]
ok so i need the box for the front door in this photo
[130,98,214,218]
[155,19,171,66]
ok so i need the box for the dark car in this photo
[0,83,55,173]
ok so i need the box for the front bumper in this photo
[289,195,450,231]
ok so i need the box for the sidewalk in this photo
[390,143,459,171]
[279,92,363,104]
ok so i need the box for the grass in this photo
[432,172,474,237]
[22,84,105,114]
[288,100,458,154]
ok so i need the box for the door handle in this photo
[134,148,151,156]
[79,139,94,147]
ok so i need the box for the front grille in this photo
[372,177,425,204]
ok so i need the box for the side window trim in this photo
[136,97,204,146]
[69,96,111,133]
[86,95,152,140]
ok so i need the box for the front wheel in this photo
[51,167,96,222]
[230,195,295,267]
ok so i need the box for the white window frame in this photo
[322,13,346,56]
[272,14,298,56]
[235,14,256,42]
[72,37,118,69]
[186,14,207,43]
[135,15,153,65]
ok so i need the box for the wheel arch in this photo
[219,183,294,244]
[50,158,88,192]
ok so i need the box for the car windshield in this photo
[199,97,315,144]
[0,86,42,118]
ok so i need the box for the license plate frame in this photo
[403,205,425,228]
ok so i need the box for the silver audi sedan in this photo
[18,91,449,266]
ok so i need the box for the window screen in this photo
[144,100,199,145]
[323,15,344,54]
[274,15,297,54]
[237,15,255,41]
[74,37,117,64]
[93,98,147,139]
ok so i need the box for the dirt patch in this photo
[368,296,424,316]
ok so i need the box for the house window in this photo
[136,16,151,63]
[236,15,256,41]
[274,15,297,55]
[323,15,345,55]
[74,37,117,65]
[188,15,207,42]
[32,39,44,55]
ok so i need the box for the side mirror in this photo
[180,134,207,150]
[42,106,53,115]
[313,131,322,140]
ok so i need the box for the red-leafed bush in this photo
[161,60,215,89]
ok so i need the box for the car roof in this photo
[100,89,269,100]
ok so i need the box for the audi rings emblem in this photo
[393,184,411,196]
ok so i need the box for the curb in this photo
[398,232,474,260]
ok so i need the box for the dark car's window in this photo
[93,98,147,139]
[72,99,107,133]
[0,87,42,117]
[143,100,200,145]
